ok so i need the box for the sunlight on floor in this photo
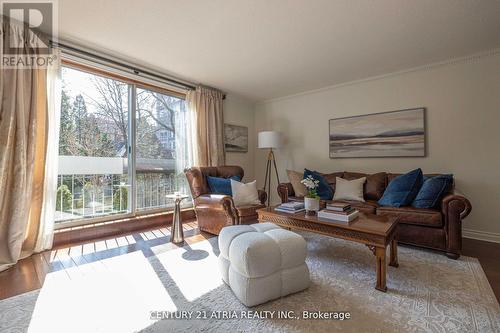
[27,251,177,333]
[152,239,223,302]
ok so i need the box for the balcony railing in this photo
[55,172,192,223]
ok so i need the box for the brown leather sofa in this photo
[185,166,267,235]
[278,171,472,259]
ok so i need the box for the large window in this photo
[55,64,191,226]
[135,87,189,211]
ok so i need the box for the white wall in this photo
[224,94,256,181]
[254,52,500,240]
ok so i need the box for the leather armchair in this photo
[185,166,267,235]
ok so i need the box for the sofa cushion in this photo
[378,168,424,207]
[412,175,453,209]
[304,169,333,200]
[389,173,455,198]
[286,169,307,197]
[207,175,241,195]
[343,172,387,201]
[231,179,260,206]
[333,177,366,202]
[321,172,344,192]
[376,206,443,227]
[185,166,244,197]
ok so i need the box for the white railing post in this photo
[156,175,159,208]
[102,175,105,215]
[71,174,74,214]
[82,175,85,217]
[119,178,123,212]
[59,175,63,213]
[92,175,95,217]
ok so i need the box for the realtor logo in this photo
[1,0,57,67]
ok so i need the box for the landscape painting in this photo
[224,124,248,152]
[329,108,425,158]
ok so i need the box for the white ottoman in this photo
[218,222,310,307]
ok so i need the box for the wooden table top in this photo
[257,206,399,237]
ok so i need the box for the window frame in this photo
[55,60,190,230]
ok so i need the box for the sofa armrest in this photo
[441,194,472,220]
[258,189,267,205]
[441,194,472,258]
[195,194,236,212]
[193,194,239,234]
[277,183,294,203]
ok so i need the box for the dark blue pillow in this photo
[412,174,453,209]
[207,175,241,195]
[378,168,423,207]
[303,169,333,200]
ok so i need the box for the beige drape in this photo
[0,17,53,272]
[186,86,225,166]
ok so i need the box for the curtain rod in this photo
[50,40,197,91]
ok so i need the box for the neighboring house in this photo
[154,97,186,158]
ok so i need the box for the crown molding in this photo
[260,48,500,104]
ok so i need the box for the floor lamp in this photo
[258,131,282,206]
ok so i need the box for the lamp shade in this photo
[258,131,282,149]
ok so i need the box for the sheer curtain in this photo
[33,49,61,252]
[0,17,60,272]
[186,86,225,167]
[174,99,196,197]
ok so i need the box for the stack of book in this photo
[275,201,305,213]
[326,202,352,212]
[318,202,359,222]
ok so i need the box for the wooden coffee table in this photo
[257,207,399,292]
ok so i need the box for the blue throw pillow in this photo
[207,175,241,195]
[303,169,333,200]
[378,168,424,207]
[412,174,453,209]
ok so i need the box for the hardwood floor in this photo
[0,220,215,301]
[462,237,500,302]
[1,223,499,303]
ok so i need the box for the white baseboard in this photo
[463,228,500,244]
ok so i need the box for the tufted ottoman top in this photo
[218,223,307,278]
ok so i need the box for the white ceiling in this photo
[58,0,500,101]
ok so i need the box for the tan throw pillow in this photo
[231,179,261,206]
[286,169,307,197]
[333,177,366,202]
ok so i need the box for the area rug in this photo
[1,232,499,333]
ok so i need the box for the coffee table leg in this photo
[389,238,399,268]
[375,247,387,292]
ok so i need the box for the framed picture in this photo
[329,108,426,158]
[224,124,248,153]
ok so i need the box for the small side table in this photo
[166,194,189,243]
